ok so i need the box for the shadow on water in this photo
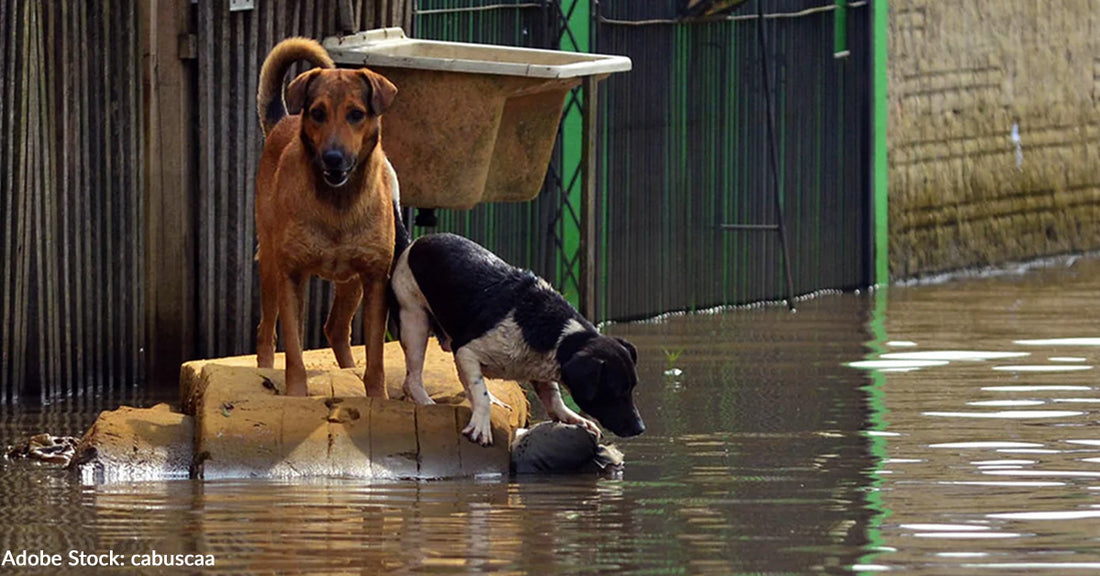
[8,256,1100,574]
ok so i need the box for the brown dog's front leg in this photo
[280,274,309,396]
[326,279,363,369]
[361,275,389,399]
[256,258,280,369]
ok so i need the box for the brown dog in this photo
[254,37,400,397]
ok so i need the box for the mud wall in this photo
[888,0,1100,278]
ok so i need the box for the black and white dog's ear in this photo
[615,337,638,365]
[562,355,604,404]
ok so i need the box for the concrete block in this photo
[175,340,529,480]
[416,404,462,479]
[181,341,530,429]
[455,405,512,478]
[74,333,612,481]
[326,397,373,477]
[369,400,418,479]
[196,388,332,480]
[69,403,193,484]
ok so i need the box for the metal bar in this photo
[579,78,597,321]
[871,0,889,285]
[755,0,796,311]
[414,3,541,17]
[720,224,780,231]
[833,0,848,58]
[596,0,868,27]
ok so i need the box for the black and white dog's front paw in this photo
[462,408,494,446]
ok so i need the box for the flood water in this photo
[5,256,1100,574]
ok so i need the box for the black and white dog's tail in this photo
[387,160,411,340]
[387,159,411,262]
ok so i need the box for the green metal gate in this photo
[414,0,882,321]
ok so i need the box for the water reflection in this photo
[863,258,1100,574]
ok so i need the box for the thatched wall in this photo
[888,0,1100,278]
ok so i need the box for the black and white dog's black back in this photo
[391,233,645,446]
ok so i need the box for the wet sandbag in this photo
[510,421,625,475]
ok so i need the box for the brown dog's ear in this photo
[285,68,323,114]
[359,69,397,116]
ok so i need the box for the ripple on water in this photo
[922,410,1085,419]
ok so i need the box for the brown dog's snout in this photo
[318,148,356,187]
[321,150,347,171]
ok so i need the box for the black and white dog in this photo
[390,233,645,446]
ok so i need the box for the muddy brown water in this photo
[5,257,1100,574]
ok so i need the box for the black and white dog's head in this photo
[560,335,645,438]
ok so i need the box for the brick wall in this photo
[889,0,1100,278]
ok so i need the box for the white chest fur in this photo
[462,314,562,382]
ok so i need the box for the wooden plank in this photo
[289,0,301,37]
[0,0,14,401]
[125,0,144,385]
[302,0,315,38]
[57,1,76,397]
[101,0,117,394]
[47,2,64,394]
[37,1,61,395]
[360,0,376,30]
[313,0,325,37]
[75,0,92,395]
[337,0,354,34]
[199,0,215,357]
[401,0,412,32]
[114,0,130,385]
[244,5,260,354]
[233,10,247,353]
[389,0,401,30]
[215,2,231,354]
[80,0,96,394]
[123,0,137,385]
[274,0,286,44]
[12,0,32,398]
[84,0,103,395]
[29,1,46,398]
[141,0,196,384]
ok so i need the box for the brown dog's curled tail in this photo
[257,37,335,137]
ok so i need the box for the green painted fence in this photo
[414,0,881,321]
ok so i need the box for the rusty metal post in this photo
[755,0,797,311]
[579,75,598,322]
